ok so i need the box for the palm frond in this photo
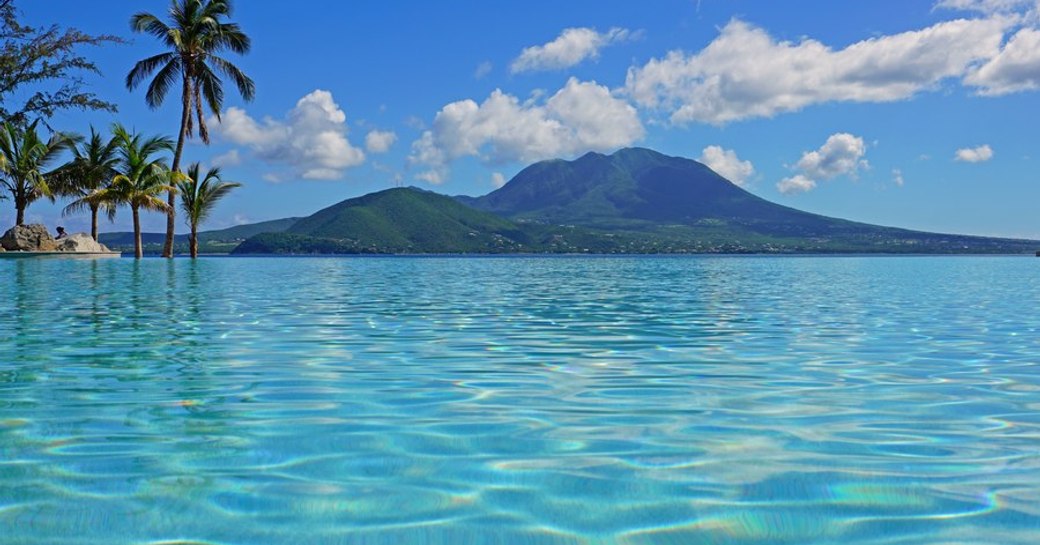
[62,195,96,217]
[196,63,225,124]
[126,51,178,91]
[193,81,210,144]
[143,57,183,109]
[176,161,240,228]
[128,0,255,145]
[130,13,176,48]
[212,22,250,54]
[208,54,254,102]
[0,121,74,209]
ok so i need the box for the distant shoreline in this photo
[76,251,1039,259]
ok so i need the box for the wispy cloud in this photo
[511,27,637,73]
[474,61,493,80]
[210,149,242,168]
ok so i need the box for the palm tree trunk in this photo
[14,188,25,225]
[89,204,99,241]
[190,225,198,259]
[132,205,143,260]
[163,75,192,259]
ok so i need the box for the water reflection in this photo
[0,256,1038,544]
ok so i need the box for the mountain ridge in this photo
[221,147,1034,254]
[235,188,536,254]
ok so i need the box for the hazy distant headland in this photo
[103,148,1039,256]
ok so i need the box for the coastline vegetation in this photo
[0,120,74,226]
[176,163,240,258]
[127,0,254,258]
[0,0,251,259]
[0,1,1034,258]
[52,127,120,242]
[92,125,175,259]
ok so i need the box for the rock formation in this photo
[55,233,112,253]
[0,225,114,253]
[1,224,57,251]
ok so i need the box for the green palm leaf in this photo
[0,120,74,225]
[127,0,253,257]
[104,124,176,258]
[176,162,240,257]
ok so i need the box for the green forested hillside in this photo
[236,188,532,254]
[232,148,1039,255]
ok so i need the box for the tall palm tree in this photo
[52,127,120,241]
[126,0,255,259]
[93,124,176,259]
[0,121,74,226]
[176,163,240,258]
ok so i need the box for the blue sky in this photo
[10,0,1040,239]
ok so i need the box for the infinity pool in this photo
[2,256,1038,544]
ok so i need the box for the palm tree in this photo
[126,0,255,259]
[93,124,176,259]
[0,121,74,226]
[176,163,240,258]
[52,127,120,241]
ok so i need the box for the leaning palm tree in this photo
[176,163,240,258]
[93,125,176,259]
[127,0,255,258]
[0,121,74,225]
[51,127,121,241]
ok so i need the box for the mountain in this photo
[464,147,1036,253]
[233,148,1037,255]
[234,188,534,254]
[470,147,824,229]
[99,217,300,253]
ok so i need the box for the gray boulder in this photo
[1,224,57,251]
[56,233,112,253]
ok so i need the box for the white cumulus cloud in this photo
[698,145,754,187]
[625,18,1009,125]
[795,133,868,180]
[777,133,868,195]
[965,28,1040,94]
[211,89,365,181]
[777,175,817,195]
[365,130,397,153]
[409,77,644,184]
[955,144,994,162]
[511,27,635,73]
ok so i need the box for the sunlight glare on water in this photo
[1,256,1039,544]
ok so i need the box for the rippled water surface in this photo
[2,256,1039,544]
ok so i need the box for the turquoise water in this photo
[2,256,1039,544]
